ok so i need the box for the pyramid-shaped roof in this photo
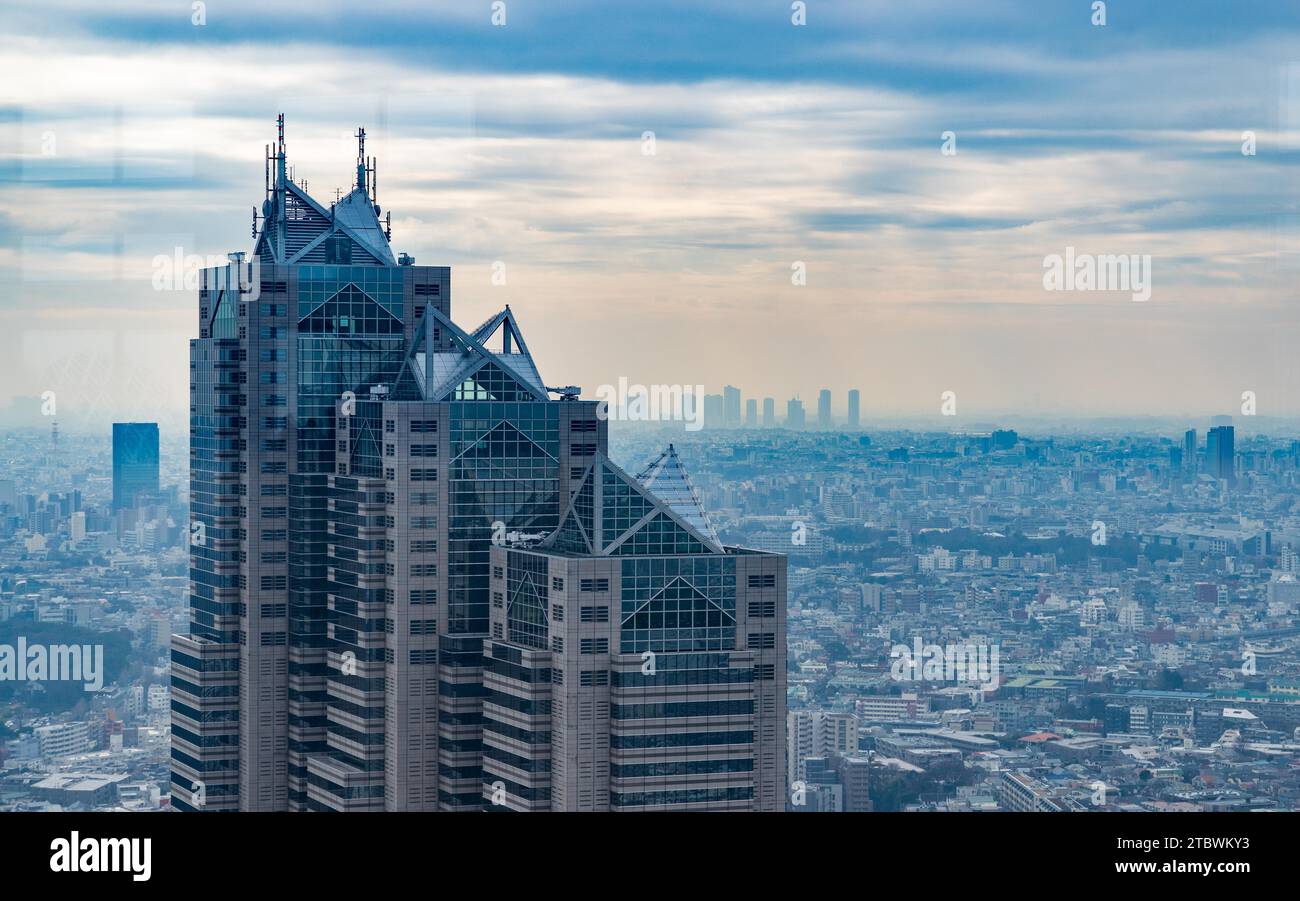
[395,304,549,402]
[634,444,721,547]
[545,450,724,556]
[251,121,396,267]
[330,186,396,264]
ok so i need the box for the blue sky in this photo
[2,0,1299,433]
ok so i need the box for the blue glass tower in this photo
[111,422,159,511]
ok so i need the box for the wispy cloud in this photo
[1,0,1299,430]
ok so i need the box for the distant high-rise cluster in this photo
[695,385,861,430]
[1206,425,1236,484]
[1180,424,1236,485]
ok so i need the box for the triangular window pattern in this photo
[452,420,556,481]
[282,190,334,259]
[552,510,592,555]
[451,360,536,402]
[506,569,548,650]
[299,285,403,335]
[211,290,237,339]
[348,416,383,478]
[623,577,735,632]
[610,512,713,556]
[574,473,597,544]
[390,365,423,400]
[601,466,657,546]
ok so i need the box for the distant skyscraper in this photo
[483,447,786,810]
[817,389,831,429]
[111,422,159,511]
[1183,429,1197,473]
[745,398,758,428]
[786,398,805,430]
[703,393,725,429]
[762,397,775,428]
[724,385,742,429]
[1206,425,1235,484]
[847,389,860,430]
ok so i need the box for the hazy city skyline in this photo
[3,1,1300,428]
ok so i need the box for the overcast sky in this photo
[2,0,1299,434]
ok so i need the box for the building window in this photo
[579,638,609,654]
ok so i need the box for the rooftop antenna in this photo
[355,127,366,192]
[276,114,287,187]
[274,114,287,256]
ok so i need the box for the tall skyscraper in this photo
[173,121,600,812]
[483,446,786,809]
[111,422,159,511]
[723,385,742,429]
[786,398,805,430]
[173,119,785,814]
[762,397,775,428]
[1206,425,1235,484]
[817,389,831,429]
[703,394,724,429]
[308,309,602,812]
[1183,428,1197,473]
[847,389,860,430]
[745,398,758,428]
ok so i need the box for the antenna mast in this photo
[355,127,366,192]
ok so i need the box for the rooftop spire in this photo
[276,113,286,186]
[355,126,366,192]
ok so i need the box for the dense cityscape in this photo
[4,0,1295,887]
[4,394,1300,812]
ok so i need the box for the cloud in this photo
[1,1,1299,425]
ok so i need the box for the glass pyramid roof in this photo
[544,450,724,556]
[634,444,722,548]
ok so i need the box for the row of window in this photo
[548,637,610,654]
[377,648,439,666]
[384,443,438,457]
[384,419,439,433]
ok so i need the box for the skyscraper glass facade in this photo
[112,422,160,511]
